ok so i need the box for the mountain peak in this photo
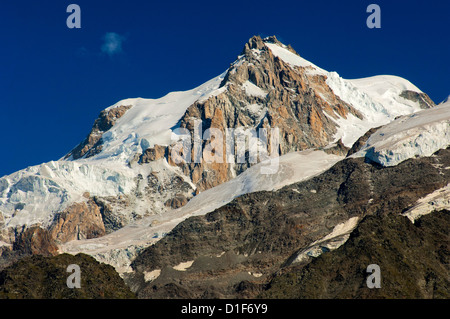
[241,35,265,56]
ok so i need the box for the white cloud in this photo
[101,32,126,56]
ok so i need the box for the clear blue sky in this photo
[0,0,449,177]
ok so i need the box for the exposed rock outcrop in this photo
[49,199,106,243]
[164,194,189,209]
[139,145,168,163]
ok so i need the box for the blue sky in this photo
[0,0,449,177]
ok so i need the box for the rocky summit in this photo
[0,35,448,299]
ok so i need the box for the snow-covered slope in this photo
[352,101,450,166]
[265,42,327,75]
[326,74,427,146]
[60,150,343,273]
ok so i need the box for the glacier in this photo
[352,100,450,166]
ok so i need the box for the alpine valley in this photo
[0,36,448,299]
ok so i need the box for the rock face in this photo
[12,226,59,257]
[170,36,363,191]
[0,253,135,299]
[262,210,449,299]
[49,198,106,243]
[400,90,435,109]
[138,145,168,163]
[129,147,450,298]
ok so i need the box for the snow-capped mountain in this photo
[0,35,446,284]
[60,149,344,274]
